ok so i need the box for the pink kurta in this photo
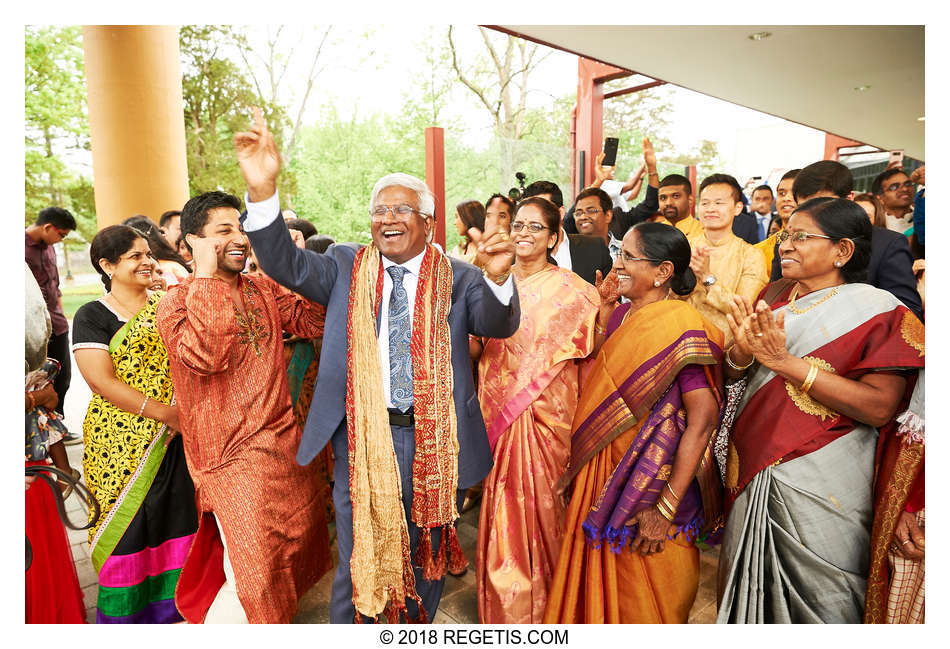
[475,266,598,623]
[156,274,332,623]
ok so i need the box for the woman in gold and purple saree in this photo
[473,197,599,623]
[544,222,725,624]
[716,198,924,624]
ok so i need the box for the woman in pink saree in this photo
[472,197,599,623]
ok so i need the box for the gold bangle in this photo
[726,347,755,371]
[665,483,679,501]
[595,321,607,336]
[655,500,675,522]
[800,363,820,396]
[659,494,679,516]
[483,268,511,286]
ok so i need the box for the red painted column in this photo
[823,133,864,161]
[572,58,630,196]
[425,127,446,249]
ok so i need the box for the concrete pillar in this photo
[82,26,189,229]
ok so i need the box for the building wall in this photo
[732,122,826,188]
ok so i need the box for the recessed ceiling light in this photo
[748,31,772,41]
[854,85,872,92]
[917,116,925,121]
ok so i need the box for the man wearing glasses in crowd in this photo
[572,187,621,258]
[872,167,917,235]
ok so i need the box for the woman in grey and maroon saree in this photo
[717,198,924,624]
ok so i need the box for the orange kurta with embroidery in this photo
[156,274,331,623]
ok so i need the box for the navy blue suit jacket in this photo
[246,217,521,488]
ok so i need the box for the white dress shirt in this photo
[551,228,572,271]
[243,190,514,407]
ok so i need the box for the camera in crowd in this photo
[508,172,528,202]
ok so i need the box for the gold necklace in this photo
[107,291,147,318]
[787,285,840,315]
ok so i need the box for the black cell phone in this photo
[602,137,619,167]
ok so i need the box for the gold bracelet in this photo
[659,494,679,516]
[800,363,820,396]
[726,347,755,371]
[137,395,149,417]
[595,321,607,336]
[483,268,511,286]
[665,483,679,501]
[655,500,675,522]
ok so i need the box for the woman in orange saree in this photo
[473,197,599,623]
[544,222,724,624]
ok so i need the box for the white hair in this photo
[369,173,435,218]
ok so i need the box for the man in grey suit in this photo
[234,109,520,623]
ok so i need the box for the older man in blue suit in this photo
[234,109,519,623]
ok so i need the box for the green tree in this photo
[179,25,295,199]
[24,25,90,225]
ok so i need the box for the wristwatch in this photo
[702,274,716,287]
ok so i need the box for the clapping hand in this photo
[726,296,788,370]
[234,106,281,202]
[469,227,515,282]
[689,246,711,279]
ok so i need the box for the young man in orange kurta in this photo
[156,191,332,623]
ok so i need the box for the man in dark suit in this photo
[235,109,521,623]
[750,184,778,242]
[520,180,612,285]
[768,160,922,320]
[732,203,760,244]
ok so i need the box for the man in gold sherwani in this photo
[686,173,769,345]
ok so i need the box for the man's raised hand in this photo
[234,106,281,202]
[469,226,515,282]
[642,137,657,172]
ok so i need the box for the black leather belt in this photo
[388,408,415,427]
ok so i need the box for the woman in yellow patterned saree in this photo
[472,197,599,623]
[72,225,197,623]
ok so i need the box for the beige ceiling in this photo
[500,25,924,159]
